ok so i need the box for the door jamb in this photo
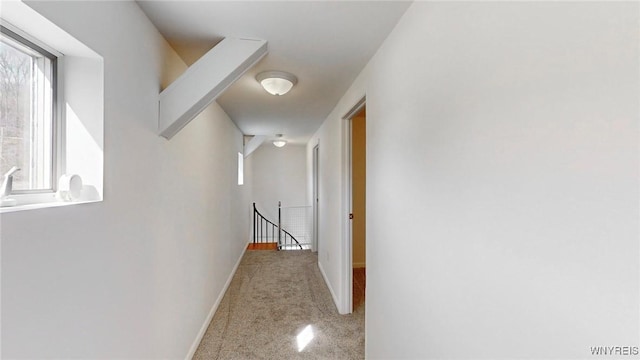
[341,95,365,314]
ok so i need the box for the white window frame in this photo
[0,24,61,197]
[1,23,64,203]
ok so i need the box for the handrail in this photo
[253,202,303,250]
[281,228,301,247]
[278,201,303,250]
[254,204,278,228]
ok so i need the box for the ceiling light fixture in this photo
[273,134,287,148]
[256,71,298,96]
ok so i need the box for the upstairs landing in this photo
[247,242,278,251]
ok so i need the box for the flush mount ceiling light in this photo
[256,71,298,96]
[273,134,287,148]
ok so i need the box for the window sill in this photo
[0,199,101,214]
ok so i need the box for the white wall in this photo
[0,1,251,358]
[306,67,368,312]
[251,143,307,221]
[309,1,639,358]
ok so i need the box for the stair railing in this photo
[253,202,303,250]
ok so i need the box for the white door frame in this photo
[341,96,366,314]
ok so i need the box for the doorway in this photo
[312,143,320,253]
[341,96,366,314]
[350,106,366,311]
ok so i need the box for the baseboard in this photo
[185,245,247,360]
[318,261,341,313]
[353,262,366,269]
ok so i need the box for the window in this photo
[0,26,57,192]
[0,2,104,213]
[238,152,244,185]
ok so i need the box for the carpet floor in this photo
[193,250,365,360]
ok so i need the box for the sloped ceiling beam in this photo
[159,38,268,139]
[243,135,267,158]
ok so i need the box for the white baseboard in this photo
[318,261,341,313]
[185,245,247,360]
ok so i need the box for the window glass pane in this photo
[0,31,54,191]
[238,152,244,185]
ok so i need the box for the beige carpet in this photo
[193,250,364,360]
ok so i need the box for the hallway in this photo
[2,2,637,358]
[193,251,364,359]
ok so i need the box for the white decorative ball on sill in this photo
[57,174,83,202]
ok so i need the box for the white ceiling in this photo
[137,1,411,144]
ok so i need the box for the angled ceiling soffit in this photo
[158,38,268,139]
